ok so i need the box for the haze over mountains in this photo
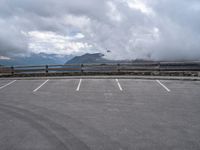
[0,53,73,66]
[0,52,142,66]
[2,51,200,67]
[0,53,123,66]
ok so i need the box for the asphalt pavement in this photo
[0,77,200,150]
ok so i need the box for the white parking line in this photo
[76,79,82,91]
[33,79,49,92]
[116,79,123,91]
[0,80,16,90]
[156,80,171,92]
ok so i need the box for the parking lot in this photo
[0,77,200,150]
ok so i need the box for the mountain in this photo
[0,53,73,66]
[65,53,154,64]
[65,53,111,64]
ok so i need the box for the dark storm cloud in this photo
[0,0,200,60]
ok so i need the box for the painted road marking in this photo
[156,80,171,92]
[116,79,123,91]
[33,79,49,92]
[0,80,16,90]
[76,79,82,91]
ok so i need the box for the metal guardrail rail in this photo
[1,62,200,76]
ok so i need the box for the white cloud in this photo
[27,31,92,55]
[126,0,155,15]
[0,56,11,60]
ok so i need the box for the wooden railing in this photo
[1,62,200,76]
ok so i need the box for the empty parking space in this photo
[160,80,200,95]
[119,79,169,95]
[0,80,48,94]
[36,79,80,95]
[79,79,121,92]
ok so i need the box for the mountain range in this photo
[0,52,155,67]
[0,53,73,66]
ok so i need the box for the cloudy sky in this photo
[0,0,200,61]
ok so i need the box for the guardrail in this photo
[1,62,200,77]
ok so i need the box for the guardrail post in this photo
[11,66,14,76]
[158,62,161,74]
[117,64,120,73]
[81,64,84,73]
[45,65,48,75]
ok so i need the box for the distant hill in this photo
[65,53,111,64]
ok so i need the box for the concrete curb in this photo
[0,76,200,81]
